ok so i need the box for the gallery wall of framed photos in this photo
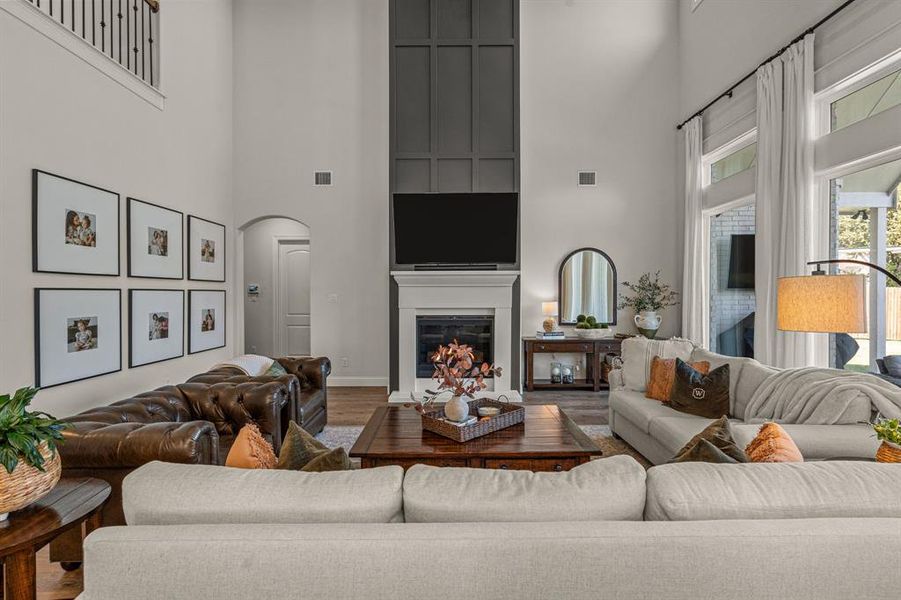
[31,169,232,389]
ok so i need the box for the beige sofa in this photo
[78,459,901,599]
[609,345,881,465]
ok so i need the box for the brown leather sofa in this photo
[51,380,290,566]
[187,356,330,436]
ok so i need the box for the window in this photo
[710,142,757,185]
[830,67,901,132]
[830,156,901,371]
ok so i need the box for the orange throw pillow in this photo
[646,357,710,402]
[225,423,277,469]
[745,422,804,463]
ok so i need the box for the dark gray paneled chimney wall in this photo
[389,0,521,390]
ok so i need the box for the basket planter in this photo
[0,443,61,521]
[876,440,901,463]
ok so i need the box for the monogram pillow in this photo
[668,359,730,419]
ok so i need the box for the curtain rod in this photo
[676,0,860,131]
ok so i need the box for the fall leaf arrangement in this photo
[411,340,503,413]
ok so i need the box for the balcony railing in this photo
[25,0,160,88]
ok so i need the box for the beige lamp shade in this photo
[542,301,559,316]
[777,274,866,333]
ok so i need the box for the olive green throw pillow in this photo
[301,447,353,472]
[672,416,748,464]
[264,360,289,377]
[674,438,741,464]
[670,416,748,463]
[669,359,730,419]
[276,421,329,470]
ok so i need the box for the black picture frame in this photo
[557,247,618,326]
[188,289,226,354]
[34,288,122,389]
[128,289,186,368]
[127,197,185,280]
[32,169,120,276]
[187,215,227,282]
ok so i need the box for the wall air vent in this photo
[314,171,332,186]
[578,171,597,187]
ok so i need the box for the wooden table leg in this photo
[84,510,102,538]
[526,345,535,392]
[4,548,36,600]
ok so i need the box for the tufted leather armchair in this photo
[187,356,330,436]
[50,380,290,565]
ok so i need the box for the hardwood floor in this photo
[29,385,609,598]
[328,386,610,427]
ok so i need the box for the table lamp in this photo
[542,301,559,333]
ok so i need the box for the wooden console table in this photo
[522,337,623,392]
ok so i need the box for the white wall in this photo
[0,1,234,415]
[520,0,682,377]
[243,217,310,356]
[678,0,845,118]
[232,0,389,387]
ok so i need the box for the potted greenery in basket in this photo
[618,270,680,338]
[873,418,901,463]
[0,387,67,520]
[410,341,503,423]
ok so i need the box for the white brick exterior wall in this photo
[709,205,756,354]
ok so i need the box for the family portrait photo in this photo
[148,227,169,256]
[149,312,169,340]
[67,316,98,352]
[201,238,215,263]
[65,209,97,247]
[201,309,215,332]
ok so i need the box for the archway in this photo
[236,216,311,357]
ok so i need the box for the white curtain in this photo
[754,34,818,368]
[681,116,707,346]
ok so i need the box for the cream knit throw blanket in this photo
[744,367,901,425]
[213,354,274,377]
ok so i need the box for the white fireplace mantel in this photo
[390,270,521,403]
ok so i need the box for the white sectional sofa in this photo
[78,459,901,599]
[609,344,881,465]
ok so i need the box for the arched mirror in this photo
[558,248,617,325]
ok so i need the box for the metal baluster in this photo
[126,0,130,70]
[100,0,105,53]
[132,0,138,75]
[49,0,52,17]
[71,0,75,31]
[117,0,122,64]
[140,0,145,81]
[60,0,64,24]
[82,0,86,39]
[91,0,95,45]
[148,7,154,87]
[109,0,114,58]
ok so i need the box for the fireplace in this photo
[416,315,494,378]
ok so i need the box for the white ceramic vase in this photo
[634,311,662,338]
[444,395,470,422]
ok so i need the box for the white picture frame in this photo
[188,289,226,354]
[34,288,122,388]
[129,289,185,368]
[127,198,184,279]
[187,215,226,282]
[33,170,120,276]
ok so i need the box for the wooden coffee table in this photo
[350,404,602,471]
[0,477,110,600]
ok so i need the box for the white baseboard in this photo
[327,376,390,388]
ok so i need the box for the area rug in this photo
[317,424,652,469]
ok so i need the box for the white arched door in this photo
[275,240,311,356]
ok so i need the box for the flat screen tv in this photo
[393,193,518,266]
[727,234,755,289]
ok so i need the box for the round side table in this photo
[0,477,110,600]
